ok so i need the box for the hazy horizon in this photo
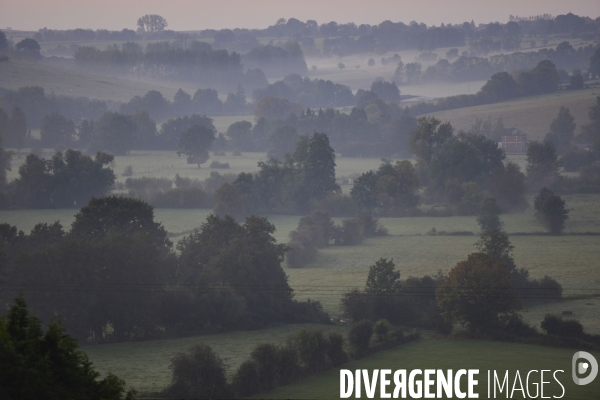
[1,0,599,32]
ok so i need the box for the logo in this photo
[572,351,598,385]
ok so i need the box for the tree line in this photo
[0,197,328,343]
[73,43,266,89]
[418,42,598,84]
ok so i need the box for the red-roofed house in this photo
[498,128,527,154]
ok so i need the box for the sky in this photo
[1,0,600,32]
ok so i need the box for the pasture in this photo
[0,59,183,102]
[6,150,395,185]
[258,338,600,399]
[2,192,600,331]
[84,323,347,394]
[427,87,600,141]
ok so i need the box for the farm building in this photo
[498,128,528,154]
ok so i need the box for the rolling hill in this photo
[0,58,185,102]
[426,87,599,141]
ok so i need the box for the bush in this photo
[340,217,363,245]
[501,313,539,338]
[122,165,134,177]
[165,344,231,399]
[541,314,585,339]
[373,319,392,342]
[294,329,332,373]
[286,229,319,268]
[232,360,260,398]
[357,212,388,237]
[534,187,569,234]
[210,160,230,169]
[348,320,374,355]
[327,331,348,366]
[248,343,282,392]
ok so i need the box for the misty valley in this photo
[0,7,600,399]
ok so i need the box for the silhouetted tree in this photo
[137,14,168,34]
[365,258,401,295]
[534,187,569,234]
[6,106,27,150]
[544,107,576,155]
[526,141,561,188]
[436,253,520,332]
[477,198,503,232]
[40,112,76,147]
[165,344,230,399]
[0,296,135,399]
[91,112,135,155]
[178,124,215,168]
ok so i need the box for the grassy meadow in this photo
[258,338,600,399]
[2,191,599,330]
[6,150,395,185]
[0,59,185,102]
[84,323,347,394]
[426,87,600,141]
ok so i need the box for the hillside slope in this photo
[426,88,599,141]
[0,59,184,102]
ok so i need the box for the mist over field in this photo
[1,3,600,398]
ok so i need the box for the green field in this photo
[6,150,393,185]
[0,194,600,318]
[258,338,600,399]
[427,88,599,141]
[3,192,599,332]
[84,323,346,394]
[0,59,185,102]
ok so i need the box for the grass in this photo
[258,338,600,399]
[83,323,347,394]
[426,87,600,141]
[286,234,600,315]
[0,59,184,102]
[2,192,600,324]
[6,151,393,185]
[520,298,600,335]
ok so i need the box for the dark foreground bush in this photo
[348,319,374,356]
[0,296,135,400]
[165,344,231,399]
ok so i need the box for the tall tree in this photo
[0,296,135,399]
[590,47,600,79]
[477,198,503,232]
[581,96,600,154]
[0,30,9,51]
[408,116,453,164]
[137,15,168,33]
[0,127,12,191]
[40,112,76,147]
[526,141,561,188]
[303,132,339,200]
[91,112,135,155]
[436,252,520,332]
[7,106,27,150]
[267,125,299,161]
[178,124,215,168]
[15,38,41,55]
[534,187,569,235]
[10,150,115,208]
[544,107,576,155]
[365,258,401,295]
